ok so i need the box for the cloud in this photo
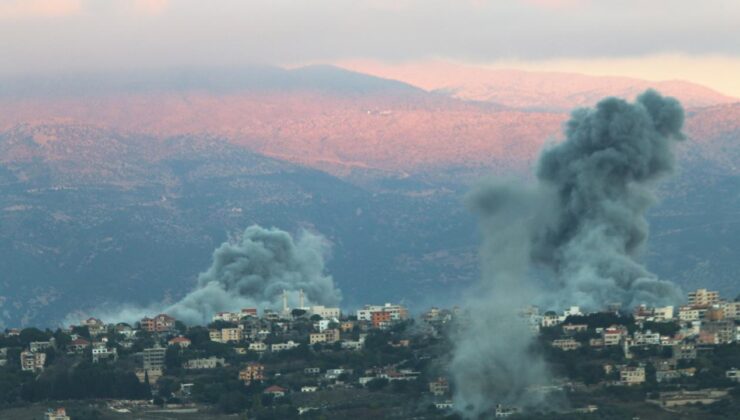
[0,0,82,19]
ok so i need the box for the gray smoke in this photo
[166,225,341,324]
[79,225,341,326]
[451,90,685,416]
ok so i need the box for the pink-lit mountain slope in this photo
[335,60,738,111]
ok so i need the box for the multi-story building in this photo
[688,289,720,307]
[552,338,581,351]
[702,320,735,344]
[239,362,265,384]
[357,303,408,323]
[602,326,627,346]
[673,343,697,360]
[143,346,166,370]
[20,350,46,372]
[309,329,341,345]
[248,342,268,352]
[209,328,243,343]
[428,377,450,396]
[620,366,646,385]
[140,314,176,333]
[92,344,117,363]
[29,341,54,353]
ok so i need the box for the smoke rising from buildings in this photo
[80,225,341,325]
[451,90,686,416]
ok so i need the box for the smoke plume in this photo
[78,225,341,325]
[451,90,685,416]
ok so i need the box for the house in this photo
[428,377,449,396]
[271,341,299,352]
[44,408,70,420]
[649,389,728,408]
[135,367,162,384]
[212,311,242,323]
[562,324,588,335]
[140,314,175,333]
[632,330,661,346]
[185,357,225,370]
[239,362,265,384]
[726,368,740,383]
[301,386,318,393]
[552,338,581,351]
[29,341,54,353]
[619,366,646,385]
[248,342,267,352]
[20,350,46,372]
[168,336,191,348]
[541,311,560,327]
[114,323,135,338]
[81,318,106,336]
[91,344,117,363]
[304,367,321,375]
[68,338,90,353]
[673,343,697,360]
[264,385,287,398]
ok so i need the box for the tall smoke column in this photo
[163,225,341,325]
[451,90,686,416]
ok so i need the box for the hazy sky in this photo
[2,0,739,95]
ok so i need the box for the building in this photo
[301,386,318,393]
[135,367,162,384]
[81,317,106,336]
[264,385,287,398]
[140,314,175,333]
[20,350,46,372]
[309,329,340,345]
[371,311,392,328]
[678,306,703,322]
[44,408,70,420]
[249,342,268,352]
[428,377,449,396]
[309,305,341,319]
[552,338,581,351]
[653,306,674,321]
[271,341,299,352]
[239,362,265,384]
[143,346,166,370]
[632,330,661,346]
[91,344,117,363]
[562,324,588,335]
[357,303,408,323]
[68,338,90,353]
[688,289,720,307]
[209,328,243,343]
[619,366,646,385]
[29,341,54,353]
[185,357,225,370]
[650,389,728,408]
[168,336,191,348]
[212,311,242,323]
[726,368,740,383]
[602,326,627,346]
[702,320,735,344]
[673,343,697,360]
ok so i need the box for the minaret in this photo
[299,289,305,309]
[282,289,288,314]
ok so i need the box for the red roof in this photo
[71,338,90,346]
[264,385,287,393]
[169,336,191,343]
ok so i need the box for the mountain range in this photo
[0,65,738,327]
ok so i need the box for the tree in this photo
[165,346,182,370]
[217,390,249,414]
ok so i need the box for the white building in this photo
[310,306,341,319]
[185,357,225,370]
[271,341,299,352]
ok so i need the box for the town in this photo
[1,288,739,419]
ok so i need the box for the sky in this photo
[1,0,739,96]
